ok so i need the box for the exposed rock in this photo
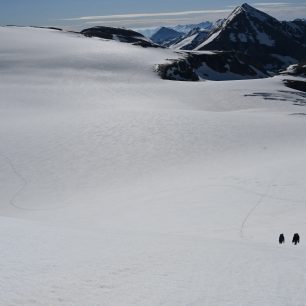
[281,63,306,77]
[80,26,159,48]
[170,28,210,50]
[157,51,268,81]
[284,79,306,92]
[196,3,306,72]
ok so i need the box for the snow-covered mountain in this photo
[149,22,215,47]
[170,28,211,50]
[196,3,306,71]
[162,3,306,80]
[281,62,306,77]
[172,21,213,33]
[167,20,225,50]
[134,27,159,38]
[150,27,184,46]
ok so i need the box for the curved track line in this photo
[1,154,66,211]
[239,181,275,239]
[0,154,32,211]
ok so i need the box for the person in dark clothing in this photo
[292,233,300,245]
[279,233,285,244]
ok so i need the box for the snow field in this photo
[1,27,306,305]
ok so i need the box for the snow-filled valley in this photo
[1,26,306,305]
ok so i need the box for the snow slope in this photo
[1,26,306,305]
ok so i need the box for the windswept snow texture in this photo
[1,26,306,306]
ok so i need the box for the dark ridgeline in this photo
[80,26,159,48]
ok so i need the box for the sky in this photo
[0,0,305,30]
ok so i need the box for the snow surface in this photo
[1,26,306,306]
[195,29,222,50]
[134,27,159,38]
[170,33,198,49]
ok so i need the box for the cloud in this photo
[252,2,306,20]
[61,9,232,21]
[57,8,233,30]
[84,17,209,28]
[251,2,290,6]
[58,3,306,31]
[85,17,196,25]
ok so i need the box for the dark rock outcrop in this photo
[281,63,306,77]
[80,26,159,48]
[170,28,210,50]
[284,79,306,92]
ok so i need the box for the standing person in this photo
[292,233,300,245]
[279,233,285,244]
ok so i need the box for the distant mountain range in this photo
[149,21,217,47]
[169,28,211,50]
[136,21,214,38]
[172,21,214,34]
[77,3,306,81]
[150,27,184,46]
[157,3,306,80]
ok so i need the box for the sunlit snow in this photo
[1,26,306,306]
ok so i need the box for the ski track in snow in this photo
[0,153,30,211]
[0,154,72,212]
[239,177,276,239]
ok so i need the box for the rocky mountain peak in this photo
[223,2,276,28]
[241,3,255,11]
[195,3,306,71]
